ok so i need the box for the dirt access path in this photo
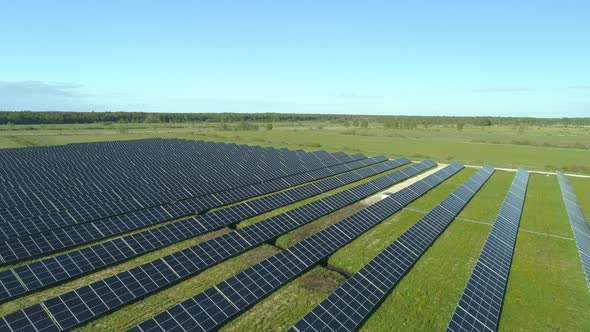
[410,161,590,179]
[362,164,447,205]
[364,159,590,206]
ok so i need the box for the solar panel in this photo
[3,143,346,205]
[0,154,387,265]
[0,158,410,303]
[127,163,464,332]
[446,168,529,332]
[0,140,320,224]
[0,160,437,331]
[290,165,495,332]
[0,144,370,241]
[557,171,590,291]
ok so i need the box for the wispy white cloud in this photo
[0,80,84,97]
[0,80,92,111]
[568,84,590,90]
[336,92,384,99]
[474,86,533,93]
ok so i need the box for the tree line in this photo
[0,111,588,127]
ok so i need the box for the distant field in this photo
[0,121,589,173]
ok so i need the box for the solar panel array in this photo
[0,139,346,232]
[447,168,529,332]
[291,165,495,332]
[0,157,409,303]
[557,171,590,290]
[0,158,437,331]
[129,162,465,332]
[0,141,382,265]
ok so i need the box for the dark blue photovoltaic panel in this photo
[0,139,358,233]
[290,165,494,332]
[447,168,529,332]
[0,153,388,266]
[0,144,396,304]
[0,140,375,263]
[0,304,58,332]
[0,160,432,331]
[557,171,590,290]
[128,163,465,332]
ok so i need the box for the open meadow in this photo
[1,121,589,173]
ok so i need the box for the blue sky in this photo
[1,1,589,116]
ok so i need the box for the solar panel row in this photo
[447,168,529,332]
[0,161,436,331]
[0,146,363,235]
[0,140,343,196]
[128,162,464,332]
[0,158,410,303]
[0,145,356,232]
[557,171,590,290]
[0,155,386,265]
[0,140,247,191]
[291,165,495,332]
[0,146,369,240]
[0,147,356,222]
[1,140,350,226]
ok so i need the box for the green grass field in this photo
[500,174,590,332]
[0,122,589,331]
[1,122,589,173]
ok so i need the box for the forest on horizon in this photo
[0,111,588,127]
